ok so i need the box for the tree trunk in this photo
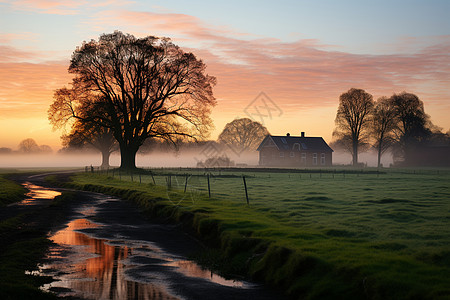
[352,141,358,166]
[377,142,382,168]
[119,144,138,170]
[101,149,111,169]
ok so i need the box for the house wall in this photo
[259,148,332,167]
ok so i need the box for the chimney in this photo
[286,133,290,137]
[301,132,305,137]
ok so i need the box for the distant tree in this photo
[333,88,374,166]
[49,31,216,170]
[389,92,431,164]
[62,122,117,168]
[18,138,41,153]
[196,155,235,168]
[329,134,370,165]
[0,147,12,154]
[218,118,269,155]
[50,91,117,167]
[39,145,53,153]
[371,97,397,168]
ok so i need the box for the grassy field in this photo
[69,167,450,299]
[0,172,27,206]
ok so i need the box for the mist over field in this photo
[0,149,391,168]
[0,150,258,169]
[332,151,394,167]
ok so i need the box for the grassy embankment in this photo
[0,172,77,299]
[64,168,450,299]
[0,174,27,206]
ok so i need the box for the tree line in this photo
[332,88,449,167]
[0,138,52,154]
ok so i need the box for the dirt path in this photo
[10,172,284,300]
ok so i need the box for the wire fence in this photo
[84,166,450,206]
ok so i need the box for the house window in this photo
[290,152,295,157]
[279,152,285,157]
[293,143,301,151]
[301,153,306,163]
[321,153,326,165]
[313,153,317,165]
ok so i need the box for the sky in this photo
[1,0,449,151]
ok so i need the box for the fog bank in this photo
[0,150,391,168]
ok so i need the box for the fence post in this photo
[243,175,249,205]
[150,172,156,185]
[139,174,141,184]
[167,175,172,189]
[184,175,188,193]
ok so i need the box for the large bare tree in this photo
[218,118,269,155]
[333,88,374,166]
[49,31,216,169]
[371,97,397,168]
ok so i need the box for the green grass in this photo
[67,168,450,299]
[0,174,27,206]
[0,192,80,300]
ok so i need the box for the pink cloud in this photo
[0,53,71,118]
[2,0,131,15]
[93,10,449,110]
[0,45,37,62]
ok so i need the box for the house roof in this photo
[257,135,334,152]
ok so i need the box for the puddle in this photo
[164,260,246,288]
[40,215,252,299]
[41,218,178,299]
[19,182,61,205]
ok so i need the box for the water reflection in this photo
[20,182,61,205]
[165,260,246,288]
[35,187,254,300]
[43,218,178,300]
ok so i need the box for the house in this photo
[257,132,333,167]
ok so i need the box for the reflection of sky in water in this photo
[28,183,253,300]
[165,260,246,288]
[43,218,178,300]
[41,216,252,299]
[20,182,61,205]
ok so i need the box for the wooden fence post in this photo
[151,172,156,185]
[243,175,249,205]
